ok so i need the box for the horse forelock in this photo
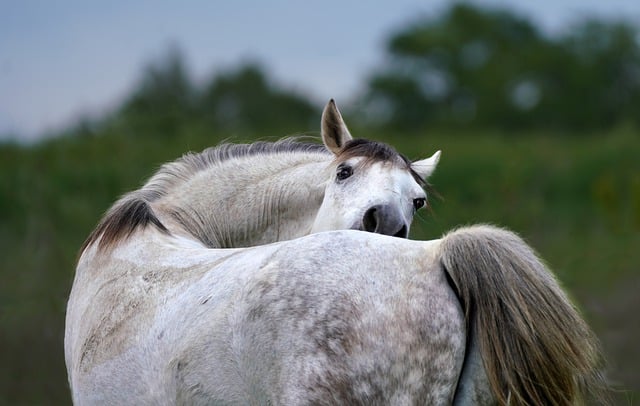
[80,138,330,255]
[337,139,405,167]
[337,139,429,186]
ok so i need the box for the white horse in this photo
[65,101,605,405]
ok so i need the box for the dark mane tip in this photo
[80,196,168,254]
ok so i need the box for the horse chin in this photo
[393,225,409,239]
[350,224,409,239]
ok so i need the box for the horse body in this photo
[67,225,602,405]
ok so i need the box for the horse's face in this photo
[312,99,440,238]
[311,157,430,238]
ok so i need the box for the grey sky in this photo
[2,0,639,141]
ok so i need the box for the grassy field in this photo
[1,125,638,404]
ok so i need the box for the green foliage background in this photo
[1,3,639,404]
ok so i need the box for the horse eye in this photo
[413,197,426,210]
[336,165,353,181]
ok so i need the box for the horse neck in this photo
[151,154,331,248]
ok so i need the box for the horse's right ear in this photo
[412,150,441,179]
[321,99,353,155]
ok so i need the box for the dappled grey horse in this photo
[65,101,604,405]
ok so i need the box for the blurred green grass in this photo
[1,127,638,404]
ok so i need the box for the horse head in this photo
[311,100,440,238]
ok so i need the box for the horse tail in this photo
[438,225,607,406]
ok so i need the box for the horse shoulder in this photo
[66,236,238,399]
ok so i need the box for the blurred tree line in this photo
[85,3,640,139]
[364,3,640,131]
[105,49,317,138]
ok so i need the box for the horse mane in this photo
[80,138,330,254]
[79,137,425,254]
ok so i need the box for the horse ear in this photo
[411,150,441,179]
[321,99,353,155]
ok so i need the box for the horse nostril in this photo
[363,207,378,233]
[362,205,406,237]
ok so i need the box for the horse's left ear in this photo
[321,99,353,155]
[411,150,441,179]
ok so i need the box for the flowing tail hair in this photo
[439,225,607,406]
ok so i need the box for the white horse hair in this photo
[65,100,606,405]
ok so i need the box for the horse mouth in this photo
[352,223,409,239]
[393,225,408,238]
